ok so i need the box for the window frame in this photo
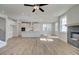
[60,15,67,32]
[42,23,52,32]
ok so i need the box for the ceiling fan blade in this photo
[24,4,34,7]
[39,8,44,12]
[32,9,35,12]
[39,4,48,6]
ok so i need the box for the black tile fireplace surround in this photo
[67,25,79,48]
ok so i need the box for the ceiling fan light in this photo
[33,6,39,10]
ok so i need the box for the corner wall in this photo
[6,17,17,41]
[55,5,79,43]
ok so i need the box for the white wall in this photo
[6,17,17,40]
[67,5,79,26]
[58,32,67,42]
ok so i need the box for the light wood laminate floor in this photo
[0,37,79,55]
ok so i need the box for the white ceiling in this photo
[0,4,74,22]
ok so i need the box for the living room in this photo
[0,4,79,55]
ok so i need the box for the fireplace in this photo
[71,32,79,41]
[68,25,79,48]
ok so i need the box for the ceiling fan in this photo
[24,4,48,12]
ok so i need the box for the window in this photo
[60,15,67,32]
[55,22,58,32]
[43,24,52,31]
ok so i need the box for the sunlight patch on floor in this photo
[40,38,54,42]
[0,40,6,48]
